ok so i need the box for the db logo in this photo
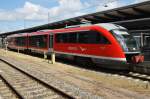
[79,47,86,51]
[100,47,105,50]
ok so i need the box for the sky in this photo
[0,0,149,33]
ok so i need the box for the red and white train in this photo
[6,23,144,70]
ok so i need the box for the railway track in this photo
[0,57,102,99]
[0,60,74,99]
[123,72,150,82]
[0,54,150,98]
[0,77,18,99]
[60,58,150,87]
[60,58,150,84]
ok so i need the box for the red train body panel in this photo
[7,33,28,50]
[53,26,125,60]
[7,23,144,70]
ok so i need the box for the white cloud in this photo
[1,0,148,32]
[16,2,49,20]
[0,10,17,21]
[0,2,48,21]
[0,0,148,22]
[0,0,85,22]
[0,0,89,32]
[0,0,88,32]
[0,0,123,22]
[48,0,85,21]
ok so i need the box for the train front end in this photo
[98,23,144,66]
[110,29,144,64]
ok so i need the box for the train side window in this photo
[29,36,37,47]
[62,34,68,43]
[55,33,77,43]
[78,32,89,43]
[68,33,77,43]
[100,36,110,44]
[15,37,26,46]
[55,31,110,44]
[37,35,47,48]
[55,34,61,43]
[29,35,47,48]
[78,31,110,44]
[55,34,66,43]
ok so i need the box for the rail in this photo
[0,58,75,99]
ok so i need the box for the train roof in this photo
[28,31,51,36]
[50,23,127,32]
[30,23,127,34]
[96,23,126,31]
[7,23,128,37]
[7,33,28,38]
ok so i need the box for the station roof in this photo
[0,1,150,37]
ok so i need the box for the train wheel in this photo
[75,56,93,67]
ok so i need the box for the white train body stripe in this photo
[55,51,126,62]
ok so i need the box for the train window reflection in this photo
[29,35,47,48]
[15,37,26,46]
[55,31,110,44]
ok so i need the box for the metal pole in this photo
[5,42,8,53]
[51,52,55,64]
[44,51,47,60]
[1,37,4,48]
[18,47,19,53]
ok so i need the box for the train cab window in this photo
[78,31,110,44]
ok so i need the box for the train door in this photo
[49,33,54,52]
